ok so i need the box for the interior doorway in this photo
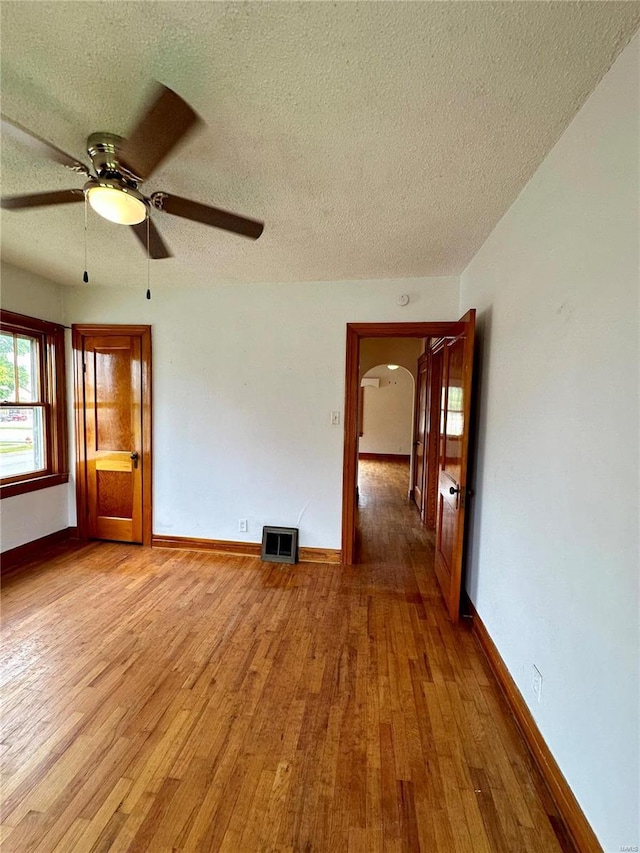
[342,313,476,621]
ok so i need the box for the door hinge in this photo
[83,361,87,373]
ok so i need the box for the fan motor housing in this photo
[87,133,138,184]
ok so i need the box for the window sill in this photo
[0,472,69,500]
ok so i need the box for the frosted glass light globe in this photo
[86,184,147,225]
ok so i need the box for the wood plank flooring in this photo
[1,459,573,852]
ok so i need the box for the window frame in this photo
[0,310,68,499]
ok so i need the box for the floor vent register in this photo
[261,526,299,564]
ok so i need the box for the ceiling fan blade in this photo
[151,192,264,240]
[119,84,200,182]
[130,218,173,259]
[1,116,90,175]
[1,189,85,210]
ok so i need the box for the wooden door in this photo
[412,353,428,515]
[433,310,475,622]
[74,325,152,544]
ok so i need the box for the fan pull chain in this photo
[83,194,89,283]
[146,215,151,300]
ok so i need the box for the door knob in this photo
[449,485,460,495]
[130,451,139,469]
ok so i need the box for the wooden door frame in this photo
[342,321,464,565]
[72,324,153,546]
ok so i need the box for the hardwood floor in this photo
[1,460,574,852]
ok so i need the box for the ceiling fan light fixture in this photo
[85,180,147,225]
[2,85,264,256]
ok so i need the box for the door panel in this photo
[84,334,143,543]
[94,344,133,449]
[433,310,476,622]
[412,354,428,514]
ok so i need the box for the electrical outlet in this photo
[331,411,340,426]
[532,665,543,702]
[238,519,248,533]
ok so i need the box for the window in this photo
[0,310,68,498]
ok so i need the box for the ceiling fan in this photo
[0,84,264,259]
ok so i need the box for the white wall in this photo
[459,35,639,852]
[360,366,414,455]
[63,276,458,550]
[0,262,64,321]
[0,262,72,551]
[0,484,71,552]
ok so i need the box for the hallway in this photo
[0,468,573,851]
[357,457,433,567]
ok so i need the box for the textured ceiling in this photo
[1,1,639,289]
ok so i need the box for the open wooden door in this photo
[433,310,475,622]
[73,325,152,545]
